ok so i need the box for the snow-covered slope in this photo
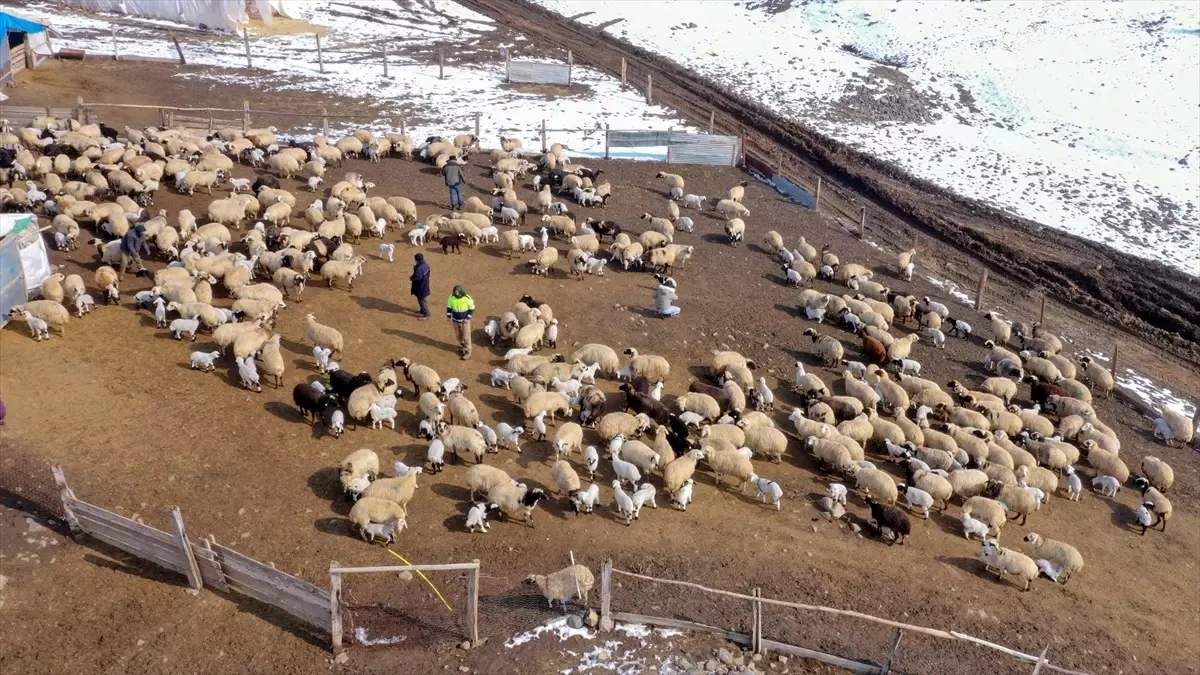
[532,0,1200,275]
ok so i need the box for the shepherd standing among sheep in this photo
[119,224,151,279]
[444,156,466,210]
[447,284,475,360]
[410,253,431,320]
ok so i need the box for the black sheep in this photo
[666,413,690,440]
[628,376,651,396]
[620,383,670,424]
[866,498,911,546]
[666,430,691,457]
[292,383,336,424]
[330,370,372,401]
[1029,380,1069,406]
[252,174,280,192]
[98,122,120,142]
[518,294,546,309]
[441,233,466,254]
[589,220,621,243]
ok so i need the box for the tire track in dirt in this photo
[457,0,1200,364]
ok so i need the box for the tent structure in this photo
[0,214,51,328]
[61,0,296,33]
[1,12,53,87]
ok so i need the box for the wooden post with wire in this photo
[170,508,202,592]
[474,111,481,139]
[708,109,715,134]
[382,44,389,77]
[1038,294,1047,325]
[400,118,407,138]
[974,269,989,311]
[466,559,480,646]
[814,176,822,212]
[620,57,627,85]
[330,562,343,652]
[858,207,867,239]
[881,629,903,674]
[1110,342,1118,378]
[242,100,250,132]
[604,123,610,160]
[75,96,85,123]
[321,107,329,137]
[315,33,323,73]
[439,43,445,79]
[50,465,80,534]
[242,29,252,69]
[751,587,763,654]
[567,49,573,85]
[169,31,186,64]
[599,559,613,631]
[111,25,119,60]
[646,73,653,104]
[540,119,547,153]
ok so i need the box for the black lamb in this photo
[866,498,911,546]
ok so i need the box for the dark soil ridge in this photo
[458,0,1200,365]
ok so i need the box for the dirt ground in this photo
[1,132,1198,675]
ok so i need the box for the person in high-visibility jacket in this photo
[446,284,475,359]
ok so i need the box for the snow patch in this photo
[353,626,406,646]
[506,616,594,648]
[924,275,974,307]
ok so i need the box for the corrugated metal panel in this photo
[608,130,672,148]
[507,61,571,86]
[774,176,816,209]
[668,132,740,166]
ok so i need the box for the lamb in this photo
[368,402,398,430]
[1022,533,1083,584]
[898,484,934,519]
[749,474,784,510]
[568,483,601,515]
[189,350,221,372]
[170,318,200,341]
[235,356,263,392]
[1091,474,1121,498]
[960,514,992,541]
[525,565,595,609]
[611,448,643,489]
[12,311,50,341]
[466,502,499,533]
[979,539,1038,591]
[1064,466,1083,501]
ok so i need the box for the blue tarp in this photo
[0,12,48,36]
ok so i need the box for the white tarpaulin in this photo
[62,0,247,32]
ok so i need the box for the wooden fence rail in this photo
[604,563,1090,675]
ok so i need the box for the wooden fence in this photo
[597,560,1090,675]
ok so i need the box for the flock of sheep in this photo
[0,113,1193,605]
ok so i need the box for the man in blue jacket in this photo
[443,157,466,209]
[119,224,151,279]
[410,253,431,320]
[446,284,475,359]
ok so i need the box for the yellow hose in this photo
[386,549,453,611]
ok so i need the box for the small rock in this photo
[816,497,834,512]
[333,651,349,664]
[752,653,762,663]
[459,666,470,673]
[705,659,720,671]
[718,647,735,666]
[810,525,818,532]
[0,575,8,591]
[819,511,832,521]
[566,614,584,629]
[240,532,251,539]
[678,658,694,670]
[831,503,845,519]
[137,639,146,647]
[25,518,47,532]
[778,655,789,665]
[459,640,472,650]
[585,609,599,628]
[850,522,862,533]
[237,508,246,516]
[398,571,413,581]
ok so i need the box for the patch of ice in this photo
[923,275,973,307]
[506,616,595,648]
[353,626,406,646]
[1114,371,1196,418]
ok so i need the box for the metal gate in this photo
[667,131,740,166]
[507,60,571,86]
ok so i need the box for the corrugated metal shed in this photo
[607,130,673,148]
[667,131,740,166]
[507,60,571,86]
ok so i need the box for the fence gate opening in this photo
[331,562,479,649]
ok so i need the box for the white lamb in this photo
[584,446,599,479]
[921,327,946,349]
[572,362,600,384]
[901,484,934,519]
[630,483,657,518]
[330,410,345,438]
[497,423,524,453]
[518,233,536,251]
[613,480,636,524]
[154,297,168,328]
[828,483,848,505]
[408,226,428,246]
[75,294,95,317]
[313,346,333,373]
[750,475,784,510]
[961,513,991,541]
[20,313,50,341]
[650,382,664,401]
[1092,475,1121,498]
[307,176,324,192]
[236,356,262,392]
[379,243,395,262]
[672,478,695,511]
[1064,466,1082,501]
[677,411,705,427]
[369,402,398,430]
[476,422,498,451]
[190,350,221,371]
[229,177,252,193]
[466,502,497,533]
[491,368,520,388]
[895,359,922,376]
[572,483,601,514]
[611,450,641,488]
[170,318,199,340]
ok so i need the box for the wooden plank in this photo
[611,612,750,645]
[881,628,902,674]
[224,575,329,630]
[331,563,481,574]
[330,564,343,652]
[1031,646,1049,675]
[975,269,989,311]
[73,502,177,547]
[761,639,882,674]
[599,559,613,631]
[51,465,80,533]
[466,559,480,646]
[192,544,229,592]
[77,521,188,574]
[74,513,185,563]
[215,548,328,607]
[170,508,203,592]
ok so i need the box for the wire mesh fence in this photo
[610,567,754,637]
[339,566,469,647]
[477,575,589,641]
[0,439,66,521]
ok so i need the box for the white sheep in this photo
[170,318,199,341]
[612,480,636,525]
[960,513,991,541]
[750,474,783,510]
[584,445,599,479]
[368,402,398,430]
[466,502,497,533]
[1091,475,1120,498]
[979,539,1038,591]
[828,483,847,505]
[1022,532,1083,584]
[379,243,395,262]
[190,350,221,372]
[672,478,695,511]
[236,356,263,392]
[330,410,345,438]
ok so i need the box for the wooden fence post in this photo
[439,43,445,79]
[604,123,610,160]
[620,57,626,85]
[708,109,715,134]
[400,118,407,138]
[881,628,903,674]
[382,44,389,77]
[646,73,653,104]
[567,49,573,85]
[776,148,783,173]
[540,119,547,153]
[858,207,867,239]
[74,95,85,123]
[330,562,343,652]
[814,176,822,212]
[50,464,80,534]
[1038,294,1047,325]
[321,107,329,137]
[242,100,250,132]
[599,559,613,631]
[170,508,203,592]
[667,126,674,163]
[169,31,186,65]
[974,269,989,311]
[1110,342,1118,378]
[751,587,763,654]
[158,107,167,127]
[466,559,480,646]
[111,25,119,60]
[474,111,481,140]
[1030,646,1049,675]
[315,33,323,73]
[208,108,214,132]
[504,48,510,82]
[242,29,252,69]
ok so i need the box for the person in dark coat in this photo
[410,253,431,319]
[119,224,151,279]
[443,157,466,209]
